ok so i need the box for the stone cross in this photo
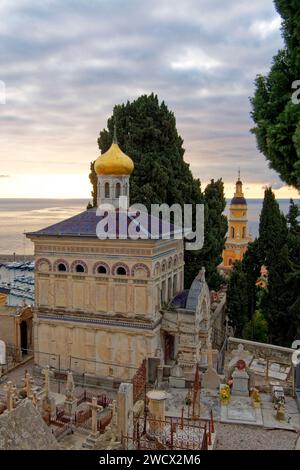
[31,391,38,407]
[89,397,102,436]
[23,371,33,398]
[4,381,14,412]
[207,338,213,369]
[42,366,51,397]
[12,385,18,408]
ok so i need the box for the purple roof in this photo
[170,290,190,309]
[26,207,179,240]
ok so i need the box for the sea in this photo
[0,198,298,256]
[0,198,297,307]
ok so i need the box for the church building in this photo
[27,130,216,382]
[220,174,252,271]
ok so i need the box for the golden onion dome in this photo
[94,128,134,176]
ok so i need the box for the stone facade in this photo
[162,268,212,378]
[29,234,184,379]
[0,305,33,360]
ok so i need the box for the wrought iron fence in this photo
[123,411,215,451]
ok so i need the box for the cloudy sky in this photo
[0,0,298,199]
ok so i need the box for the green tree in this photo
[242,239,261,319]
[258,187,288,266]
[96,94,202,209]
[88,162,97,208]
[285,199,300,341]
[261,244,291,345]
[258,188,291,345]
[186,179,227,290]
[250,1,300,190]
[227,191,300,346]
[226,240,260,338]
[226,261,249,337]
[243,309,269,343]
[90,94,227,289]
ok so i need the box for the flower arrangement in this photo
[251,388,261,408]
[220,384,230,405]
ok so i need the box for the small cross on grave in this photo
[42,366,52,398]
[4,381,14,412]
[30,390,40,408]
[22,370,33,398]
[89,397,102,437]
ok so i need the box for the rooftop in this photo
[26,207,180,240]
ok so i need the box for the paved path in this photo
[215,423,298,450]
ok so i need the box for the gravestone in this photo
[169,364,185,388]
[64,371,77,416]
[148,357,161,384]
[228,344,253,370]
[117,383,133,448]
[202,338,220,390]
[0,340,6,365]
[231,367,249,397]
[202,367,220,390]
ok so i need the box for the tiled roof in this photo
[169,290,190,309]
[231,196,247,205]
[26,207,179,240]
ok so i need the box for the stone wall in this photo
[0,314,15,345]
[227,337,294,365]
[34,317,160,379]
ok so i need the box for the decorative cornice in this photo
[36,312,162,331]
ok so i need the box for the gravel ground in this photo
[215,423,298,450]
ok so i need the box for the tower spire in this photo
[238,168,241,181]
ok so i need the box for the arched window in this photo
[228,259,233,266]
[115,182,121,198]
[231,227,235,238]
[75,264,85,273]
[36,258,52,272]
[97,265,107,274]
[242,227,246,239]
[93,262,110,275]
[58,263,67,272]
[105,182,110,198]
[124,183,128,196]
[131,263,150,278]
[71,260,87,274]
[117,266,126,276]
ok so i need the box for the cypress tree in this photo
[185,179,227,290]
[89,94,227,289]
[258,188,290,345]
[226,261,249,337]
[95,94,203,209]
[250,0,300,190]
[258,188,288,266]
[285,199,300,341]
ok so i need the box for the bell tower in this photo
[221,172,252,270]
